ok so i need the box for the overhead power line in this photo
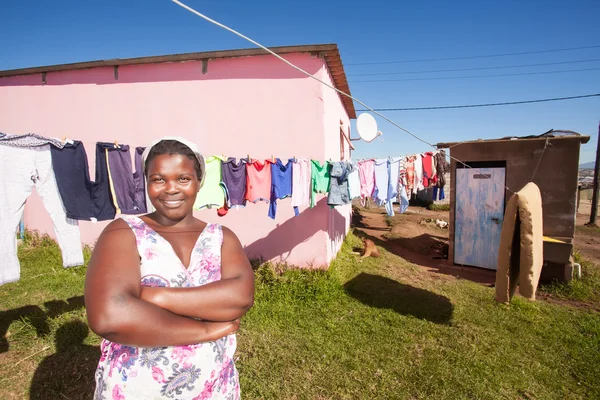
[171,0,600,195]
[355,93,600,111]
[351,67,600,83]
[348,58,600,77]
[585,132,599,140]
[345,44,600,66]
[171,0,518,194]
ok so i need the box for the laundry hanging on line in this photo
[1,132,449,225]
[193,155,228,211]
[221,157,248,209]
[327,160,355,207]
[106,144,148,215]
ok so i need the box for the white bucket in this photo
[573,263,582,279]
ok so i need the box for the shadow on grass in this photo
[30,320,99,400]
[344,273,454,325]
[0,296,85,353]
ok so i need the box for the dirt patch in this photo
[576,199,594,226]
[575,199,600,265]
[575,229,600,267]
[535,292,600,312]
[352,205,496,285]
[386,208,450,259]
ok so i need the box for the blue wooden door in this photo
[455,167,506,270]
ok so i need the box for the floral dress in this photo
[93,216,240,400]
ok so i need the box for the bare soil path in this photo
[352,206,496,285]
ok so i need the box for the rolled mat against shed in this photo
[495,182,544,304]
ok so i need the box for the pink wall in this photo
[0,52,352,267]
[320,63,352,262]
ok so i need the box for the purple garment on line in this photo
[222,157,247,207]
[133,147,147,212]
[106,145,147,214]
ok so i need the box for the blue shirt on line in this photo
[268,158,294,219]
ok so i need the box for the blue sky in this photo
[1,0,598,163]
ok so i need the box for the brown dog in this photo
[360,238,380,259]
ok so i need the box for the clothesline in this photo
[43,137,450,165]
[0,133,448,221]
[52,137,358,164]
[54,140,446,165]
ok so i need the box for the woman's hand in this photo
[230,318,241,334]
[198,318,241,342]
[138,285,242,342]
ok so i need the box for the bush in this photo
[428,203,450,212]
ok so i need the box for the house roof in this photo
[0,43,356,119]
[437,129,591,148]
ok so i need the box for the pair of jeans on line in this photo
[0,144,84,286]
[432,186,445,201]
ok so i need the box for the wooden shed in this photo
[437,130,590,281]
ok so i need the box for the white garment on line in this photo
[0,144,84,285]
[347,167,360,200]
[386,157,402,217]
[291,158,310,214]
[413,154,424,194]
[372,158,389,206]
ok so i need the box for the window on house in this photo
[340,128,346,160]
[339,124,354,161]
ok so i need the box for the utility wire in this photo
[356,93,600,111]
[170,1,430,148]
[352,67,600,83]
[346,44,600,66]
[348,58,600,77]
[170,0,518,194]
[531,138,551,181]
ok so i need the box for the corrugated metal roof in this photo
[437,129,590,148]
[0,43,356,119]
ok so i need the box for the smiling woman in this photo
[83,137,254,399]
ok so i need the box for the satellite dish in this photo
[356,113,381,142]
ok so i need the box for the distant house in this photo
[0,44,356,268]
[437,130,590,281]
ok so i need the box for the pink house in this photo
[0,44,357,268]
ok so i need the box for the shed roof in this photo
[0,43,356,119]
[437,129,590,148]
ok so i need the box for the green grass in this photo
[1,230,600,399]
[577,224,600,234]
[428,203,450,212]
[538,252,600,304]
[0,231,95,400]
